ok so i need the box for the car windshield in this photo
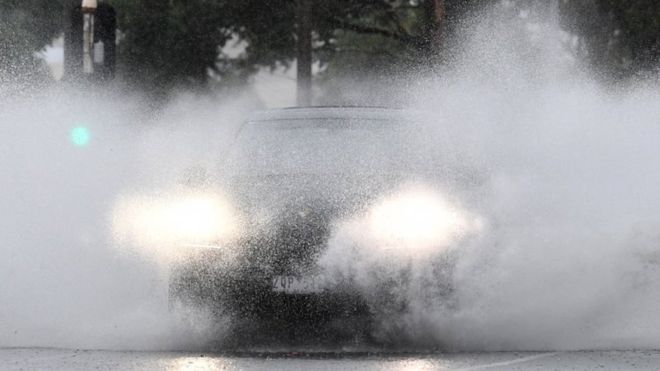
[225,116,431,178]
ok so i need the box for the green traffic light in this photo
[70,126,91,147]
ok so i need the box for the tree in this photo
[112,0,462,96]
[0,0,493,95]
[0,0,67,85]
[296,0,312,106]
[112,0,233,93]
[560,0,660,80]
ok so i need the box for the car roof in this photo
[246,106,425,123]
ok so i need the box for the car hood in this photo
[227,172,414,222]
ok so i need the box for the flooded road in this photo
[2,348,660,370]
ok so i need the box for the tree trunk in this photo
[435,0,446,40]
[421,0,445,55]
[296,0,313,107]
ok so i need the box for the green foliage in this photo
[222,0,297,70]
[602,0,660,71]
[0,0,66,83]
[560,0,660,79]
[112,0,233,93]
[111,0,449,95]
[5,0,659,91]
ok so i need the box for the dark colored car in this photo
[168,107,474,349]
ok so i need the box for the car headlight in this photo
[366,186,480,254]
[111,190,240,254]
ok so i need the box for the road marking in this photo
[457,352,560,370]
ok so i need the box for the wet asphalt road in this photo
[2,348,660,370]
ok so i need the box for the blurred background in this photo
[2,0,659,106]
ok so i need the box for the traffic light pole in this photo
[81,0,98,75]
[64,0,116,81]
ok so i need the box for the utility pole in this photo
[296,0,313,107]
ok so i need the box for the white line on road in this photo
[456,352,560,370]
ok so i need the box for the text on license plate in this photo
[271,275,326,294]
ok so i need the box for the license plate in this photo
[271,275,326,294]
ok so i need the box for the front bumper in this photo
[169,253,374,346]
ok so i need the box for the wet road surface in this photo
[2,348,660,370]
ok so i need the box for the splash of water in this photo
[1,3,660,352]
[0,87,251,350]
[316,5,660,350]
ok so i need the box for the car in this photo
[164,107,480,349]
